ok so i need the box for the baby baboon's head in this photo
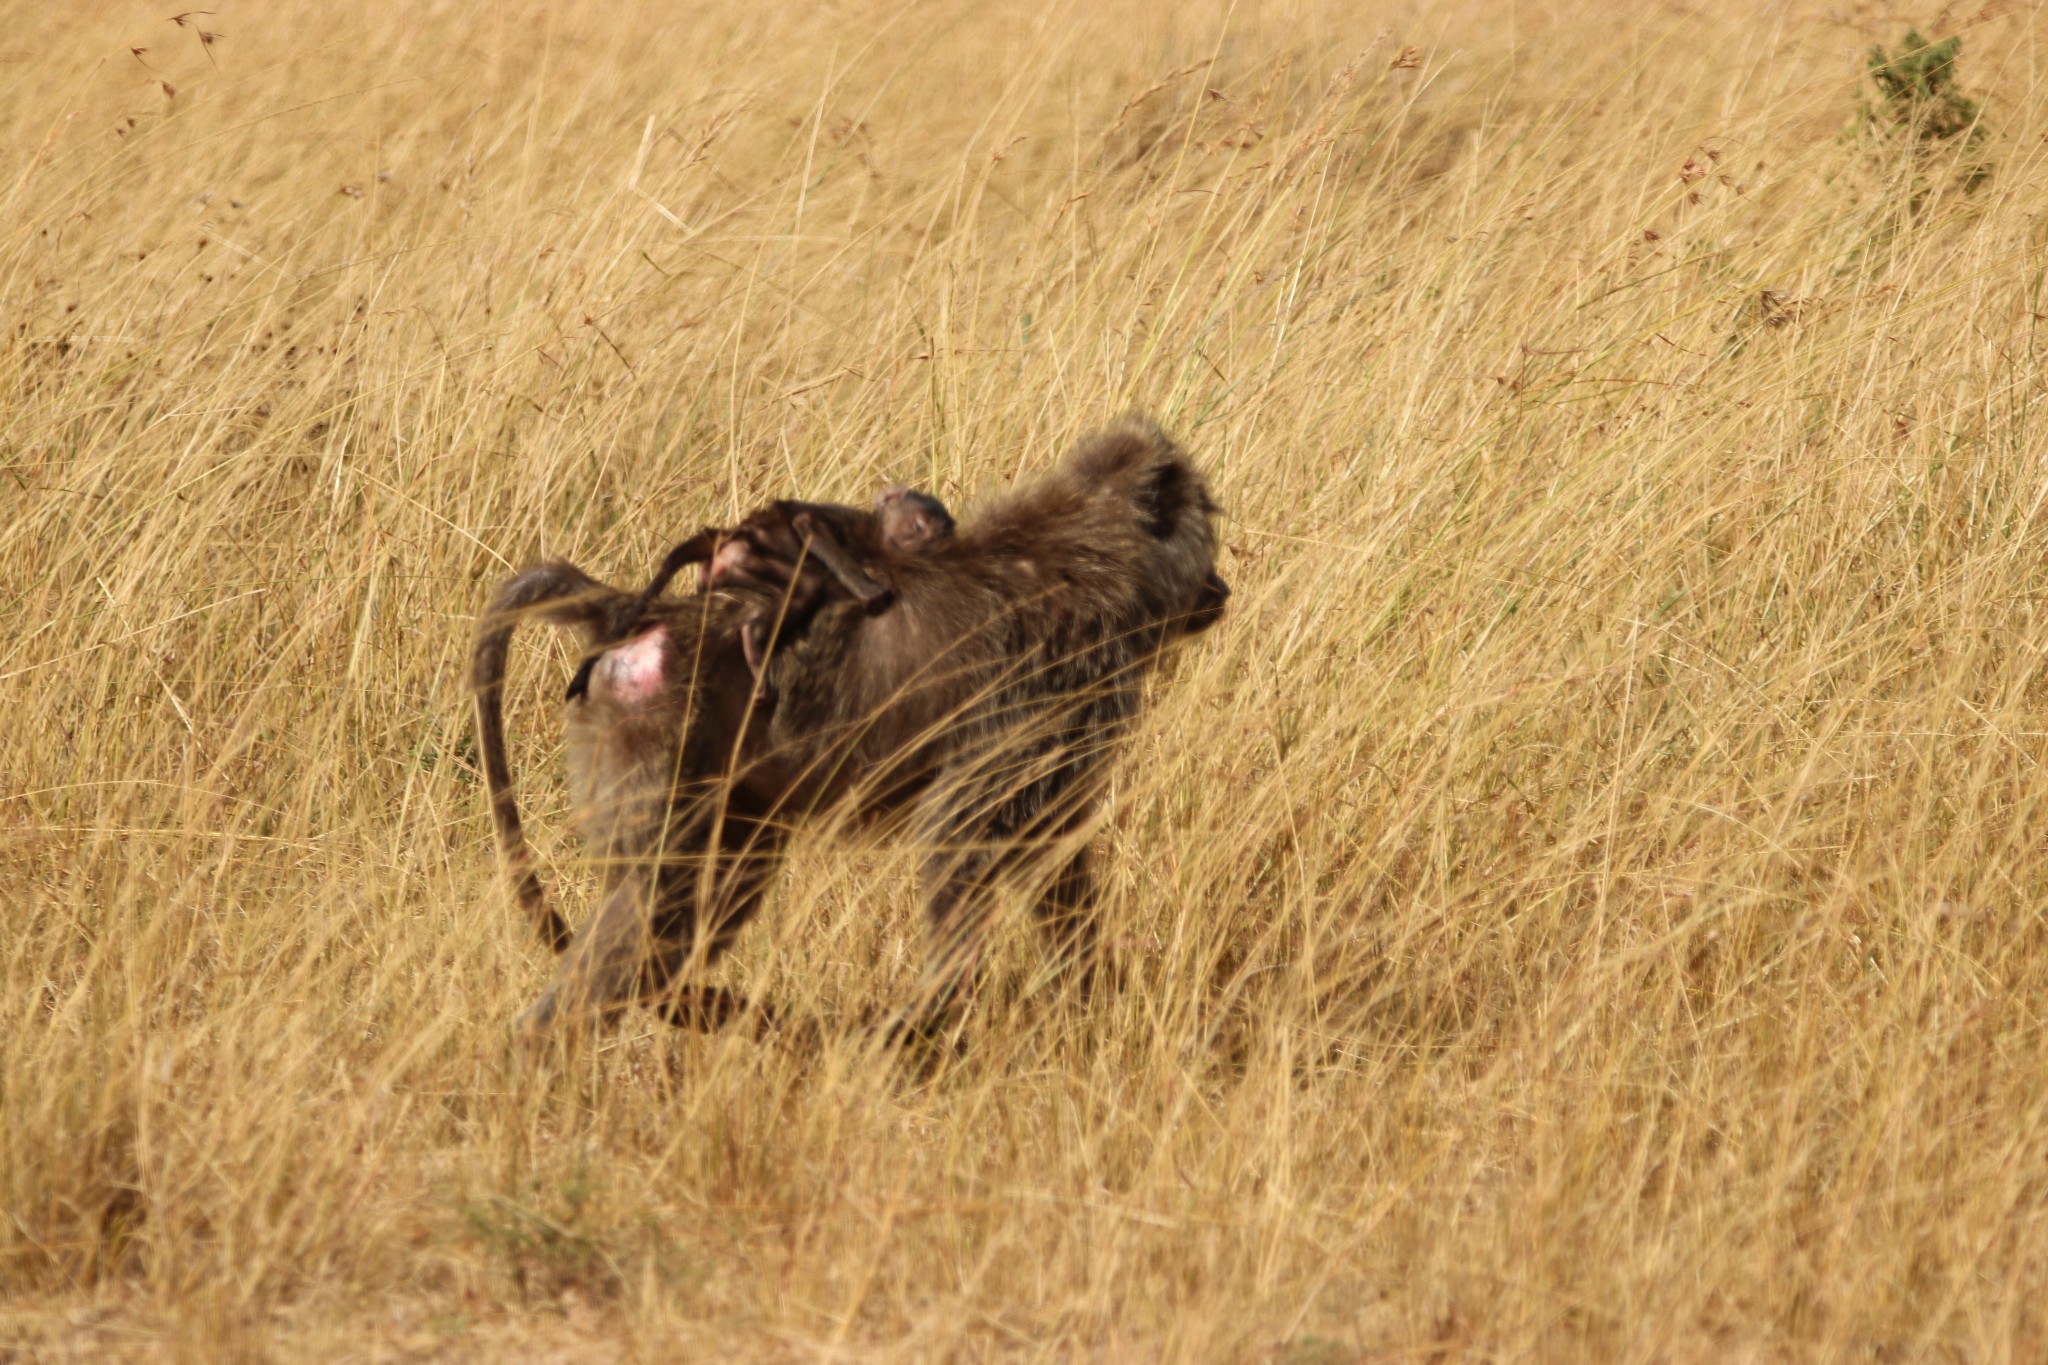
[874,485,956,553]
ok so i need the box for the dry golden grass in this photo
[4,1,2048,1358]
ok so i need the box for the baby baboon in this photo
[564,486,955,704]
[707,488,957,698]
[491,418,1229,1039]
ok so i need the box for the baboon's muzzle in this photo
[1181,571,1231,633]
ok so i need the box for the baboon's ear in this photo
[1134,458,1194,538]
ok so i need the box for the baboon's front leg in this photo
[903,744,1108,1032]
[1032,844,1107,996]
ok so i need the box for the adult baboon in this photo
[758,422,1227,1008]
[477,418,1228,1038]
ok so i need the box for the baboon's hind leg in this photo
[515,812,788,1038]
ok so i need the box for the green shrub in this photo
[1865,29,1990,195]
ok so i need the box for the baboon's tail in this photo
[564,526,722,702]
[471,562,632,953]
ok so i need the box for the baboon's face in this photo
[1179,570,1231,635]
[875,486,954,551]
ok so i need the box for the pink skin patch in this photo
[598,624,668,704]
[708,539,753,584]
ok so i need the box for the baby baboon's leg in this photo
[638,527,725,607]
[788,511,892,612]
[738,619,777,703]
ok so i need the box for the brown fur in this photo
[479,419,1228,1038]
[472,566,787,1031]
[564,487,954,704]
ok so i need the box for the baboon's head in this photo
[1179,569,1231,635]
[1065,417,1230,640]
[1137,452,1228,636]
[875,485,956,552]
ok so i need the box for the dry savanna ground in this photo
[4,0,2048,1359]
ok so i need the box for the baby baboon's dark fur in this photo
[563,487,955,704]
